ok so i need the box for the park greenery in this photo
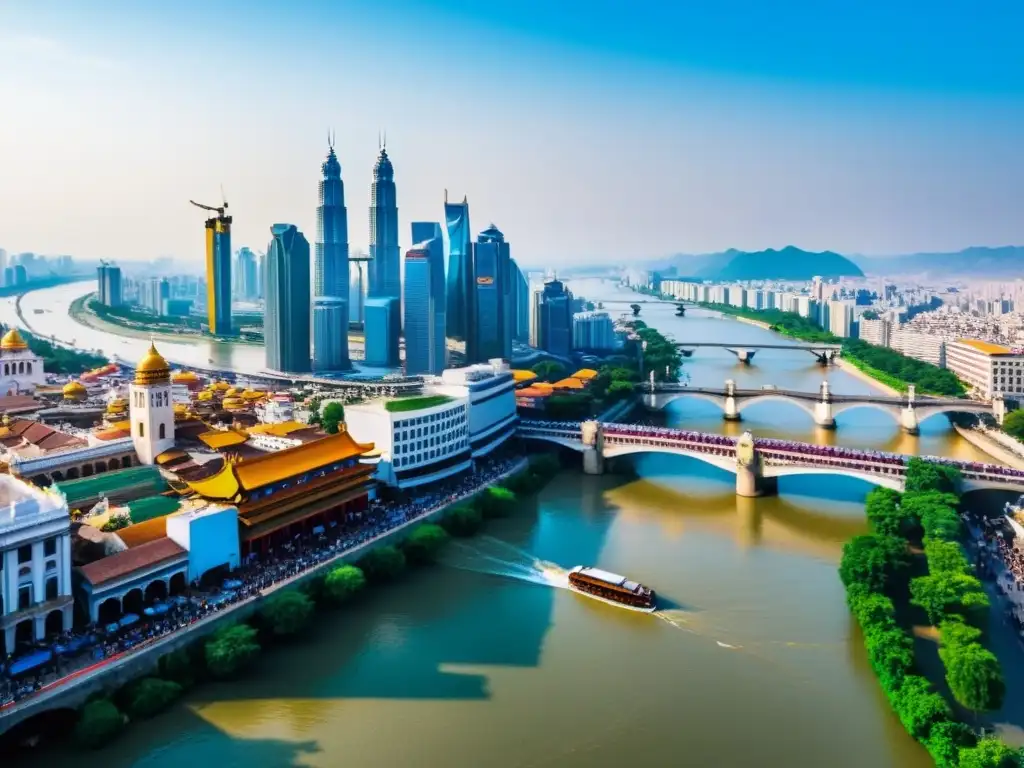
[696,303,966,397]
[69,453,562,750]
[384,394,454,413]
[840,458,1019,767]
[1002,410,1024,444]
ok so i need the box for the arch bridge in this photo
[518,421,1024,498]
[643,380,1004,434]
[673,341,843,364]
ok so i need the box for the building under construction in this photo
[191,198,233,336]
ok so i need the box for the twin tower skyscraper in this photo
[266,136,519,375]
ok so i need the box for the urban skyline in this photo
[3,2,1023,266]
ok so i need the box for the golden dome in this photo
[172,370,198,383]
[1,328,28,351]
[106,397,127,413]
[63,380,88,400]
[225,387,240,397]
[135,343,170,386]
[214,381,231,392]
[222,397,245,409]
[197,390,214,401]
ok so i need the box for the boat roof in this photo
[578,567,627,587]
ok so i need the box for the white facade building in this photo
[946,339,1024,399]
[859,318,892,347]
[0,328,45,395]
[430,359,518,459]
[0,476,72,653]
[891,328,947,367]
[166,502,240,583]
[345,395,472,489]
[130,343,175,465]
[828,300,855,338]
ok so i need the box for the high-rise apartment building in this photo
[315,141,350,369]
[444,192,473,349]
[539,279,573,358]
[203,208,233,335]
[403,248,435,375]
[511,259,529,343]
[265,224,311,373]
[97,263,123,307]
[368,144,400,300]
[364,297,400,368]
[572,311,615,350]
[410,222,446,373]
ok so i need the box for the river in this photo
[10,278,1014,767]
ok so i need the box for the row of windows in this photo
[397,415,466,443]
[2,361,33,376]
[395,406,466,430]
[0,576,61,614]
[137,422,168,439]
[134,390,170,408]
[247,459,360,500]
[395,430,467,457]
[394,439,469,469]
[1,537,59,568]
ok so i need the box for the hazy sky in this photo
[2,1,1023,268]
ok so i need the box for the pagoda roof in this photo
[185,430,374,501]
[198,430,249,449]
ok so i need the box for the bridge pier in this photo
[581,420,605,475]
[900,407,920,435]
[813,380,836,429]
[723,379,741,421]
[727,348,756,364]
[735,432,778,497]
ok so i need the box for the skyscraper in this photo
[403,247,433,375]
[444,192,473,348]
[235,247,258,301]
[314,139,350,369]
[471,224,512,362]
[539,279,573,358]
[368,143,400,301]
[265,224,311,373]
[202,208,232,335]
[411,221,446,372]
[97,263,123,307]
[511,259,529,342]
[364,297,400,368]
[313,297,349,371]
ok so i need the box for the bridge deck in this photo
[647,385,986,408]
[672,342,843,351]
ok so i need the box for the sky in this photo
[1,0,1023,269]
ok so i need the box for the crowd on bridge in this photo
[0,454,524,709]
[962,504,1024,638]
[523,421,1024,480]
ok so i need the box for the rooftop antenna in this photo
[444,188,448,204]
[377,130,381,150]
[328,128,334,149]
[382,130,387,150]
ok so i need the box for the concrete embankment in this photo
[0,458,528,737]
[732,315,772,331]
[953,425,1024,471]
[833,357,902,397]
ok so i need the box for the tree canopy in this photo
[839,534,909,594]
[205,623,261,678]
[74,697,125,748]
[402,523,450,565]
[321,402,344,434]
[324,564,367,603]
[259,590,315,637]
[357,545,407,584]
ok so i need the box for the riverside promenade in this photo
[0,457,528,737]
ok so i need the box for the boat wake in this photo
[443,537,570,589]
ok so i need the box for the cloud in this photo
[1,33,116,70]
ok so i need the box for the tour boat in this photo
[567,566,656,613]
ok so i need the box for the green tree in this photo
[958,737,1022,768]
[73,698,124,749]
[926,720,977,768]
[910,571,989,624]
[321,402,345,434]
[529,453,561,479]
[839,534,909,594]
[938,623,1005,713]
[925,538,970,574]
[905,458,962,495]
[891,675,952,742]
[1003,409,1024,442]
[606,379,636,400]
[440,504,484,537]
[864,487,915,538]
[531,360,566,382]
[124,677,183,720]
[259,590,315,637]
[477,486,517,519]
[402,524,450,566]
[324,564,367,603]
[157,648,196,689]
[358,545,407,583]
[204,623,261,678]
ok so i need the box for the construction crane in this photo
[189,198,228,217]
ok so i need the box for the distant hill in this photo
[851,246,1024,278]
[665,246,863,281]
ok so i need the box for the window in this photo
[44,537,57,557]
[18,584,32,610]
[45,576,59,601]
[17,545,31,563]
[159,423,166,439]
[138,422,145,438]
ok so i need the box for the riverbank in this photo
[69,294,261,348]
[834,357,902,397]
[953,425,1024,472]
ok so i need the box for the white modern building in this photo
[166,501,240,583]
[430,359,518,459]
[0,476,73,654]
[345,395,472,489]
[946,339,1024,399]
[828,300,855,338]
[891,328,947,367]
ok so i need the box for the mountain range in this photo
[651,245,1024,281]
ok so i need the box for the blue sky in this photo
[1,1,1022,267]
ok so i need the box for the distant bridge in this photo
[672,342,843,364]
[644,380,1004,434]
[519,421,1024,497]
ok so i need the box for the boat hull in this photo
[568,583,656,613]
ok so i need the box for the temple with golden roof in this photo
[183,428,376,554]
[0,327,45,395]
